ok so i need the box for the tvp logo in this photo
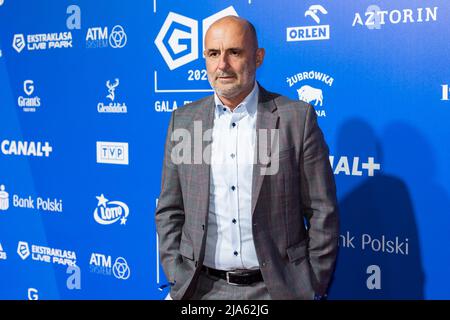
[154,6,237,71]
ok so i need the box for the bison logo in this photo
[297,85,323,106]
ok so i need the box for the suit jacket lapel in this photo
[252,85,279,215]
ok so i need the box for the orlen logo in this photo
[93,194,129,225]
[155,6,237,70]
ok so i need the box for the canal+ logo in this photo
[93,194,129,226]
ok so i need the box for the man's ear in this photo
[255,48,265,68]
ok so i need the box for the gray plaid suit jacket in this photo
[155,84,339,300]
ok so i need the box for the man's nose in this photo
[217,53,229,70]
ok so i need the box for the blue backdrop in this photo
[0,0,449,299]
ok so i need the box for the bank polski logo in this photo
[17,241,30,260]
[155,6,238,70]
[0,184,9,211]
[286,70,334,117]
[112,257,131,280]
[287,4,330,42]
[93,194,129,225]
[109,25,127,48]
[13,34,25,53]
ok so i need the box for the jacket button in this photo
[262,262,267,267]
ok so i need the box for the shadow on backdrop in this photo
[327,119,424,299]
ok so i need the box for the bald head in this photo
[204,16,265,109]
[206,16,259,51]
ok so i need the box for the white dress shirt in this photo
[204,82,260,270]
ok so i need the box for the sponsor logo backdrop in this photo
[0,0,449,299]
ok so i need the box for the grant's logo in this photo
[93,194,129,225]
[27,288,39,300]
[286,4,330,42]
[18,80,41,112]
[24,80,34,95]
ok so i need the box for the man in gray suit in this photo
[156,16,339,300]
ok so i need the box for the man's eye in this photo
[208,52,219,57]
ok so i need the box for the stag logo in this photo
[305,5,328,24]
[106,79,119,101]
[297,85,323,106]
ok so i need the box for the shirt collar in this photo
[214,82,259,117]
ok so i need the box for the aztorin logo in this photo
[352,5,438,29]
[97,79,127,113]
[18,80,41,112]
[93,194,129,225]
[86,25,127,49]
[155,6,238,70]
[286,70,334,117]
[286,4,330,42]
